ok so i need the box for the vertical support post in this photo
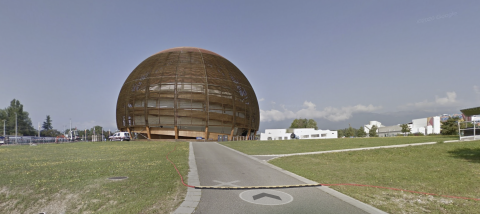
[254,130,257,140]
[175,126,178,139]
[204,126,209,140]
[127,127,132,141]
[229,128,234,141]
[247,129,251,140]
[146,126,151,139]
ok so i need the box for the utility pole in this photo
[14,112,17,144]
[38,122,40,137]
[69,118,72,141]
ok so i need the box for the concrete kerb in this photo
[216,142,388,214]
[172,142,201,214]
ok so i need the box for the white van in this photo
[109,132,130,141]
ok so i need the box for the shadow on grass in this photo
[448,148,480,163]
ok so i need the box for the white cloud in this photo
[400,91,459,110]
[260,101,382,122]
[435,92,457,105]
[474,86,480,95]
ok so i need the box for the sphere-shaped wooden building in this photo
[116,47,259,140]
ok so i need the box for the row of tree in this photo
[336,125,378,138]
[0,99,36,136]
[0,99,110,138]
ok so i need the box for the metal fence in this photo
[459,121,480,140]
[1,136,78,145]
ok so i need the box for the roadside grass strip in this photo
[270,140,480,214]
[0,141,189,214]
[220,136,457,155]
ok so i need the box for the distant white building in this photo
[363,121,384,137]
[411,116,440,135]
[260,128,337,141]
[378,125,402,137]
[365,116,441,137]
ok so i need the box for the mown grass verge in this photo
[0,141,189,214]
[220,136,457,155]
[270,140,480,213]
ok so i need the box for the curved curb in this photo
[172,142,201,214]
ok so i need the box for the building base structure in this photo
[122,126,256,140]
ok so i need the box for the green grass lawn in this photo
[0,141,189,214]
[220,136,457,155]
[270,140,480,213]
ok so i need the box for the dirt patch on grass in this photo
[367,191,453,214]
[25,190,81,214]
[142,181,187,214]
[0,186,82,214]
[0,178,114,214]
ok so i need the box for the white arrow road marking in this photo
[212,180,240,187]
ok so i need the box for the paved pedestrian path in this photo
[252,140,460,161]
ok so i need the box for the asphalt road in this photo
[192,142,371,214]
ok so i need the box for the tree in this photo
[369,125,378,137]
[441,117,460,135]
[0,109,6,136]
[1,99,36,136]
[345,125,356,137]
[337,129,344,138]
[41,129,62,137]
[42,115,53,130]
[356,126,367,137]
[290,118,318,129]
[400,124,411,136]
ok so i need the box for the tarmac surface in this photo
[189,142,379,214]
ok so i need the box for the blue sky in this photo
[1,1,479,132]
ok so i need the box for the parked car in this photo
[109,132,130,141]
